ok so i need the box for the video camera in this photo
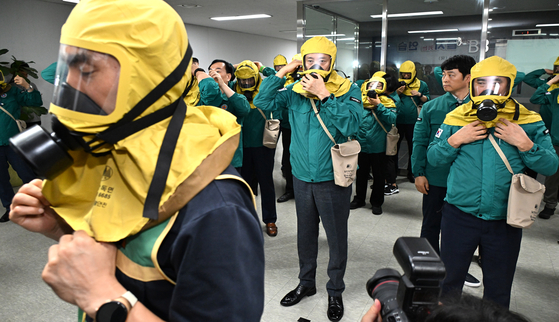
[366,237,446,322]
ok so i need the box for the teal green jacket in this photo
[242,107,275,148]
[427,114,558,220]
[0,86,42,146]
[397,80,430,124]
[356,104,396,154]
[254,75,362,183]
[412,92,470,187]
[531,83,559,146]
[525,69,553,130]
[198,78,251,167]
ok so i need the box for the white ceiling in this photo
[41,0,559,41]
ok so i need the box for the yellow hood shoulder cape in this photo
[444,100,542,128]
[293,37,351,98]
[399,60,421,96]
[234,60,262,108]
[44,0,240,242]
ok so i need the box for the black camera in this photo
[367,90,378,99]
[399,81,407,87]
[366,237,446,322]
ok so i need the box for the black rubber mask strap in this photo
[143,98,187,220]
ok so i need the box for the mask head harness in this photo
[10,44,194,220]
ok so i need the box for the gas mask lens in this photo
[52,45,121,115]
[554,65,559,74]
[400,72,412,80]
[304,54,331,71]
[238,78,255,89]
[367,81,383,91]
[472,76,511,98]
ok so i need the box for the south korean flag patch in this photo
[435,128,443,138]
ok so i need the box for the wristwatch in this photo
[95,291,137,322]
[27,84,34,92]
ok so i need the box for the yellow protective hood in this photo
[234,60,261,107]
[549,57,559,94]
[362,76,387,108]
[292,53,302,62]
[444,100,542,129]
[285,54,303,86]
[42,0,240,242]
[470,56,516,106]
[274,54,287,67]
[399,60,420,95]
[293,37,351,98]
[0,70,10,93]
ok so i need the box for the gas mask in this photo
[471,75,512,121]
[554,64,559,76]
[238,78,256,89]
[0,70,9,92]
[10,44,194,182]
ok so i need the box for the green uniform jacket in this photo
[254,75,362,183]
[198,78,251,167]
[412,92,470,187]
[356,104,396,154]
[427,104,558,220]
[0,86,42,146]
[524,69,552,129]
[531,83,559,146]
[397,80,430,124]
[242,107,275,148]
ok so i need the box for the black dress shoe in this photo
[280,284,317,306]
[0,209,10,223]
[327,296,344,321]
[277,191,294,203]
[350,199,365,210]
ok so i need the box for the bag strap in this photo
[488,134,514,175]
[0,105,18,124]
[257,108,273,120]
[310,98,337,145]
[371,110,389,134]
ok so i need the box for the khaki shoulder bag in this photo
[310,99,360,187]
[257,108,280,149]
[371,109,399,156]
[488,134,545,228]
[0,105,27,132]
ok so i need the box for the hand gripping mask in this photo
[470,56,516,122]
[6,0,244,242]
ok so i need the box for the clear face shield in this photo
[472,76,512,121]
[304,53,332,71]
[52,45,121,116]
[400,72,412,80]
[238,77,256,89]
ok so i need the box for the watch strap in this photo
[120,291,138,309]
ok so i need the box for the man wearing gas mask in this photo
[277,54,304,204]
[233,60,279,237]
[427,56,558,308]
[351,72,397,215]
[387,61,430,190]
[194,59,250,172]
[0,70,41,222]
[526,57,559,220]
[254,36,362,322]
[8,1,265,321]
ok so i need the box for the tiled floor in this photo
[1,141,559,321]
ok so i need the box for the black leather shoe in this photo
[277,191,294,203]
[327,296,344,321]
[0,209,10,223]
[350,199,365,210]
[280,284,317,307]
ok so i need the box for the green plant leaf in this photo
[20,106,48,120]
[0,49,8,55]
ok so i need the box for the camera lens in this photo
[367,90,377,99]
[366,268,409,322]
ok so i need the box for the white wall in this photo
[2,0,297,109]
[185,23,297,71]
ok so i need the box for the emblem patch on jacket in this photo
[350,97,362,104]
[435,128,443,138]
[544,129,550,135]
[278,88,287,92]
[417,117,422,121]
